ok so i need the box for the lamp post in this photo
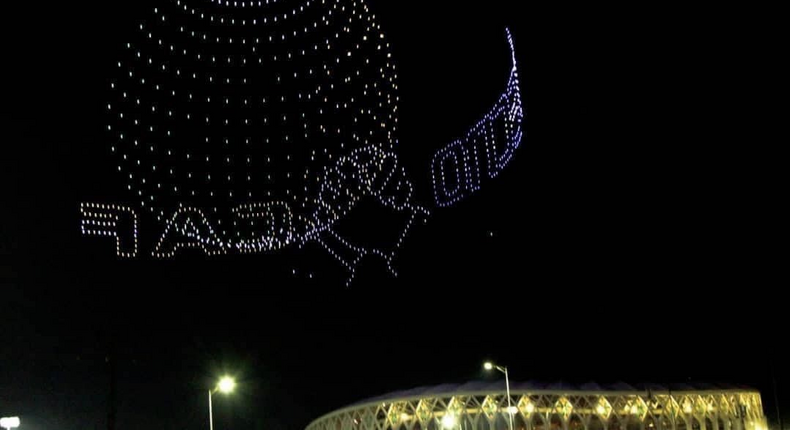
[484,362,514,430]
[209,376,236,430]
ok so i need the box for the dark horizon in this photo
[1,0,783,429]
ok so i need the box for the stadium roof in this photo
[350,381,757,407]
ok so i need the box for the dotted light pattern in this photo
[431,29,523,207]
[87,0,523,283]
[110,0,398,219]
[310,145,430,286]
[146,144,428,262]
[152,205,228,257]
[316,151,429,286]
[79,203,139,258]
[103,0,429,267]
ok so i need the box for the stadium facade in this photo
[306,382,768,430]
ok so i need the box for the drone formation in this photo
[82,0,523,285]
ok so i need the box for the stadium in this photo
[306,382,768,430]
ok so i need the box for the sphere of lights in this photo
[108,0,410,261]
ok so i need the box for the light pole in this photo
[484,362,514,430]
[209,376,236,430]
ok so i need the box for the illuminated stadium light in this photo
[441,414,457,429]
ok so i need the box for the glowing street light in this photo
[483,361,514,430]
[0,417,20,430]
[209,376,236,430]
[218,376,236,394]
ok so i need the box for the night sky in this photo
[1,1,784,430]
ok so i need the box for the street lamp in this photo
[484,362,514,430]
[209,376,236,430]
[0,417,20,430]
[218,376,236,394]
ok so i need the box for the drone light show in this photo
[78,0,523,285]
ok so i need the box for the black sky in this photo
[1,1,784,430]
